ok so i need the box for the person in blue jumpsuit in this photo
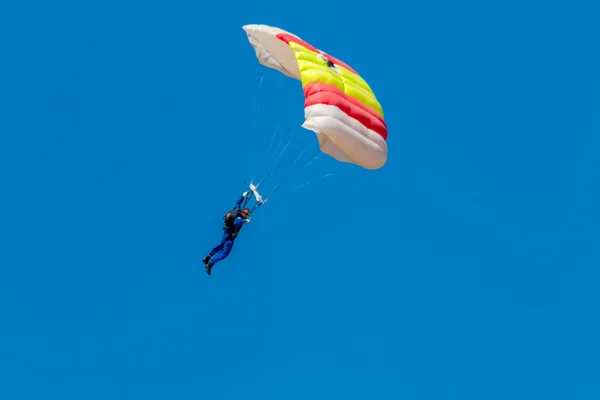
[202,191,251,275]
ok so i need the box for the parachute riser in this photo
[246,182,266,216]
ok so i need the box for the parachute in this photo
[242,24,388,170]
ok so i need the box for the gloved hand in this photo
[242,191,249,197]
[246,218,251,223]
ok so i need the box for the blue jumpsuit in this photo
[207,196,248,266]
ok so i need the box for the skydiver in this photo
[202,191,252,275]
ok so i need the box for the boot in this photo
[202,255,211,265]
[205,263,213,275]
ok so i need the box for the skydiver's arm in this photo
[234,191,249,209]
[233,217,249,230]
[234,196,244,209]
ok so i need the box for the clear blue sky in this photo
[1,1,599,399]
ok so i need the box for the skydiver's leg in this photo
[207,239,234,266]
[208,243,223,257]
[203,233,228,266]
[205,239,234,275]
[208,233,229,256]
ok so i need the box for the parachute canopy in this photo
[242,24,388,170]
